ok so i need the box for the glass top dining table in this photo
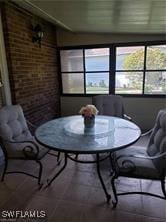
[35,115,141,202]
[35,115,141,154]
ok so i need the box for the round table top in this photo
[35,115,141,154]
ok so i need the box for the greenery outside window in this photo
[115,46,144,94]
[145,45,166,94]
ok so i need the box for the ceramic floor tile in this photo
[67,155,98,173]
[104,210,165,222]
[0,192,29,211]
[41,153,60,170]
[113,193,143,215]
[88,186,112,205]
[80,204,113,222]
[0,173,27,192]
[49,200,83,222]
[142,195,166,219]
[80,204,163,222]
[23,195,58,221]
[0,157,165,222]
[14,177,42,203]
[141,179,164,196]
[68,170,95,186]
[62,183,91,204]
[92,172,111,189]
[0,184,13,208]
[38,176,71,200]
[115,177,142,192]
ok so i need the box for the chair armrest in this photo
[4,140,39,159]
[117,151,166,161]
[141,128,153,137]
[124,114,132,121]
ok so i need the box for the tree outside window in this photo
[123,47,166,94]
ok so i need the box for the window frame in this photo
[58,41,166,98]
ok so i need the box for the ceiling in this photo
[15,0,166,34]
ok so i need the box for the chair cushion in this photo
[146,110,166,173]
[0,105,32,141]
[116,146,161,179]
[0,105,49,160]
[147,109,166,156]
[92,95,124,117]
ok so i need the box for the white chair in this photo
[0,105,59,185]
[111,109,166,208]
[92,95,131,120]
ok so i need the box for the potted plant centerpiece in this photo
[79,104,98,128]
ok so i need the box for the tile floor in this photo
[0,152,166,222]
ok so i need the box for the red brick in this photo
[1,2,60,125]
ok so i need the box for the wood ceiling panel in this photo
[15,0,166,34]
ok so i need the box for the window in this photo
[59,42,166,96]
[60,50,84,94]
[116,45,166,95]
[145,45,166,95]
[85,48,109,94]
[115,46,144,94]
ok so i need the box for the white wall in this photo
[61,96,166,131]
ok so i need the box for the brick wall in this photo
[1,2,60,125]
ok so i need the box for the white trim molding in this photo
[0,10,12,105]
